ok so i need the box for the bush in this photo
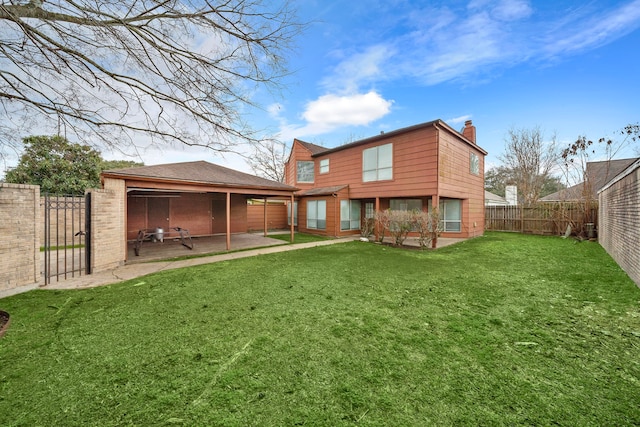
[388,210,413,246]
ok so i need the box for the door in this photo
[148,198,170,231]
[211,198,227,233]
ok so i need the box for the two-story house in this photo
[284,119,487,239]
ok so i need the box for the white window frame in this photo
[390,199,422,212]
[297,161,314,183]
[365,202,375,219]
[363,143,393,182]
[470,152,480,175]
[287,201,298,226]
[319,158,330,174]
[340,200,361,231]
[307,200,326,230]
[428,199,462,232]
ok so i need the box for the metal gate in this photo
[43,194,92,285]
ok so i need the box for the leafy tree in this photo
[485,165,564,199]
[5,135,102,194]
[0,0,303,160]
[101,160,144,171]
[484,166,516,197]
[499,127,558,206]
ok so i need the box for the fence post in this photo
[85,192,92,275]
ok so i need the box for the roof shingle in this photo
[102,160,297,191]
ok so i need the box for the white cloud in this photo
[303,91,392,127]
[322,45,394,93]
[447,115,473,125]
[323,0,640,88]
[273,91,393,141]
[541,0,640,57]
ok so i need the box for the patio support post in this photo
[263,198,268,237]
[431,195,439,248]
[290,194,295,243]
[226,191,231,251]
[374,196,380,241]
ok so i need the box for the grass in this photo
[268,232,330,244]
[1,232,639,426]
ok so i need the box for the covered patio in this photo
[126,232,288,263]
[101,161,298,262]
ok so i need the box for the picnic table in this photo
[134,227,193,256]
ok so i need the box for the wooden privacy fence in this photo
[485,202,598,236]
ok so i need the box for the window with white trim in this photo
[287,201,298,226]
[365,202,375,219]
[319,158,329,174]
[363,143,392,182]
[470,152,480,175]
[390,199,422,211]
[307,200,326,230]
[429,199,462,232]
[340,200,361,230]
[297,161,314,183]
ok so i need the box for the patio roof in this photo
[297,185,348,196]
[102,160,297,194]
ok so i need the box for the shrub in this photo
[388,210,413,246]
[374,209,390,243]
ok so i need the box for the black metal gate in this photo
[43,194,91,285]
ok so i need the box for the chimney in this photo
[462,120,476,144]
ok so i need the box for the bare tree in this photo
[499,127,558,206]
[0,0,302,160]
[247,138,287,182]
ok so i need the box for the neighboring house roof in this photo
[304,119,487,157]
[540,157,639,201]
[297,185,348,196]
[485,190,508,205]
[102,160,297,191]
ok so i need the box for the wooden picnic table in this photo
[134,227,193,256]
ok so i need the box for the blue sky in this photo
[8,0,639,175]
[250,0,640,172]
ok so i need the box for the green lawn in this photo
[1,232,639,426]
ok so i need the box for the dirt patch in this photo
[0,310,10,338]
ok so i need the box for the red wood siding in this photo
[211,194,247,234]
[284,121,487,239]
[127,193,248,239]
[247,204,289,231]
[438,130,485,238]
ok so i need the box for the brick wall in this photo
[0,184,40,293]
[598,161,640,287]
[88,178,126,272]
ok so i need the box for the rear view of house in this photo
[284,119,487,239]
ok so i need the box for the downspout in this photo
[226,191,231,251]
[263,197,267,237]
[332,193,339,237]
[290,194,295,243]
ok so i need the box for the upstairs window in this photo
[470,152,480,175]
[363,143,392,182]
[319,158,330,174]
[297,161,314,183]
